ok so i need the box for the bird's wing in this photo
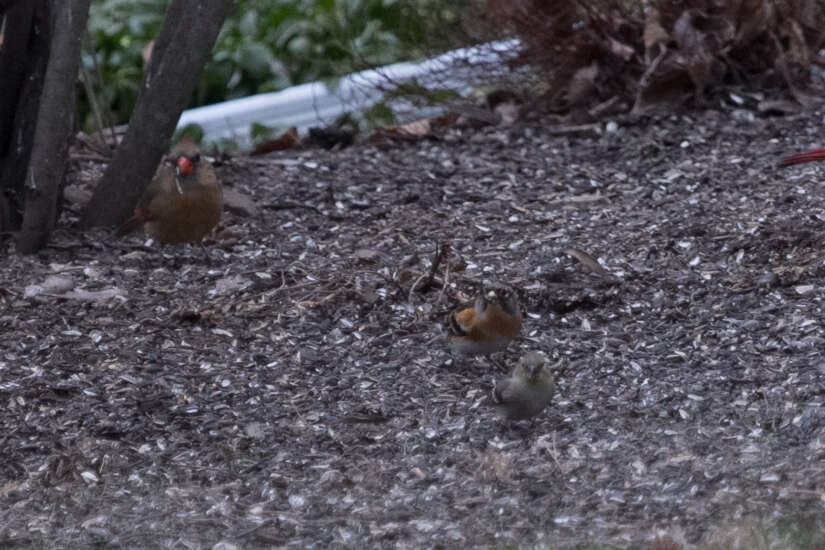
[116,164,173,234]
[138,164,185,223]
[481,306,522,339]
[195,164,223,208]
[493,376,522,404]
[137,163,174,207]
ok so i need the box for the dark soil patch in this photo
[3,105,825,548]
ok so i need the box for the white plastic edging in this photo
[176,39,520,146]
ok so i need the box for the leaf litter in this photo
[2,104,825,548]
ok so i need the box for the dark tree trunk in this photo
[0,2,34,155]
[0,0,27,14]
[0,0,49,231]
[16,0,90,253]
[83,0,234,228]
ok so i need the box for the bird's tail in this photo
[779,148,825,167]
[115,216,143,236]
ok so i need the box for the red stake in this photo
[779,148,825,167]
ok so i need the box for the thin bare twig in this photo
[632,43,667,114]
[408,273,427,305]
[78,63,108,148]
[70,152,110,163]
[261,201,323,214]
[438,258,451,305]
[415,241,449,294]
[84,33,118,147]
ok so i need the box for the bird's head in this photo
[479,284,520,316]
[168,137,201,176]
[519,351,549,380]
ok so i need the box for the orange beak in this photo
[176,156,194,175]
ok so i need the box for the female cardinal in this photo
[116,138,222,245]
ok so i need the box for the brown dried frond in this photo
[486,0,825,114]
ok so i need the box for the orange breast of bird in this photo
[479,304,522,340]
[452,307,477,336]
[451,303,521,343]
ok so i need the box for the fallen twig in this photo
[415,241,449,294]
[261,201,322,214]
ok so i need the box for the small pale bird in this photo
[116,137,223,246]
[489,351,555,421]
[448,285,522,365]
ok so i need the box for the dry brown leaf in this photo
[727,0,772,43]
[672,10,706,63]
[63,185,92,207]
[634,64,693,113]
[354,248,381,262]
[250,127,300,156]
[566,63,599,108]
[24,275,75,298]
[485,89,521,110]
[172,307,220,325]
[142,40,154,67]
[783,18,810,66]
[643,8,669,52]
[222,188,260,218]
[756,99,798,115]
[213,275,252,296]
[672,10,712,103]
[396,119,432,136]
[564,248,612,278]
[608,37,636,61]
[493,102,519,126]
[429,112,460,132]
[545,123,602,138]
[487,0,822,116]
[65,288,127,303]
[74,131,112,157]
[369,113,461,145]
[770,31,820,108]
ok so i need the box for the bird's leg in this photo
[199,242,213,266]
[159,244,183,270]
[502,420,530,437]
[170,252,183,270]
[448,353,471,370]
[487,353,506,370]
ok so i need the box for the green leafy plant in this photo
[81,0,475,135]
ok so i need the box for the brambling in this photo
[488,351,555,421]
[448,285,522,363]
